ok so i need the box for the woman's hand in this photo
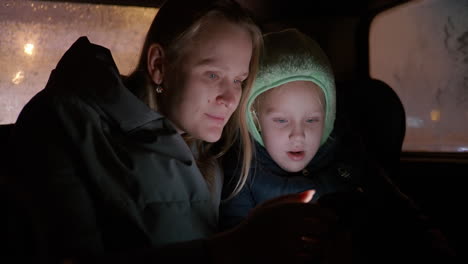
[208,190,341,263]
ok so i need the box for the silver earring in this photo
[155,83,164,94]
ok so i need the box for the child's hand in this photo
[209,190,339,263]
[247,190,315,214]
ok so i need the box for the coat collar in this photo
[254,133,339,177]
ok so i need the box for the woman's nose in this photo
[216,82,240,109]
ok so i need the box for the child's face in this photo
[258,81,325,172]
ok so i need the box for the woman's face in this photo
[164,17,253,142]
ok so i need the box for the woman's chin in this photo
[197,128,223,143]
[202,132,222,143]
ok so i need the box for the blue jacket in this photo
[220,132,455,263]
[220,135,363,230]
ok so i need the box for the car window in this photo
[0,0,157,124]
[370,0,468,152]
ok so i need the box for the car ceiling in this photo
[39,0,410,82]
[41,0,409,21]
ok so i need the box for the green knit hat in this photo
[247,28,336,146]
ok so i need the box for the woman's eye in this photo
[208,73,218,80]
[234,79,246,88]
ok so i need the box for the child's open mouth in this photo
[287,151,305,161]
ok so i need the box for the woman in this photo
[9,0,332,263]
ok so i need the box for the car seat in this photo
[336,78,406,179]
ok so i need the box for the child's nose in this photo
[289,124,305,140]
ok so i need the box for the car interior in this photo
[1,0,465,260]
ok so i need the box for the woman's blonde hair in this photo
[126,0,262,197]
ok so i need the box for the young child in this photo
[220,28,456,263]
[220,28,353,229]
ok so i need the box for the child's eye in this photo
[274,118,288,124]
[306,118,320,123]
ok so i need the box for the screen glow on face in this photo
[164,17,252,142]
[258,81,325,172]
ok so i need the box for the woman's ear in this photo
[147,43,165,85]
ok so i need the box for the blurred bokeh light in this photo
[0,0,157,124]
[370,0,468,152]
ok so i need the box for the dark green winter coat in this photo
[10,37,221,263]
